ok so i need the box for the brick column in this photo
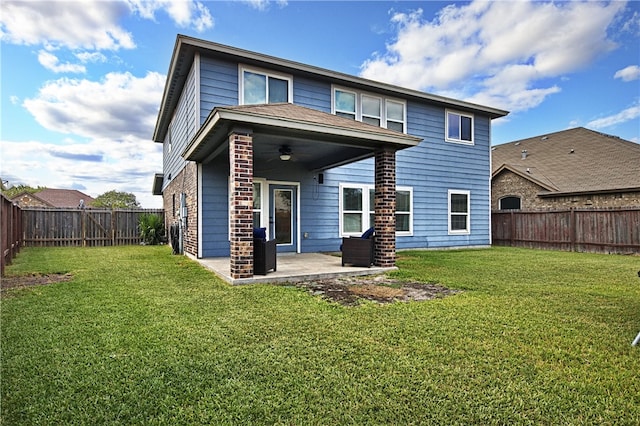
[229,131,254,279]
[374,147,396,267]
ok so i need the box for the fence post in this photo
[510,210,515,246]
[570,208,576,252]
[81,209,86,247]
[111,210,116,246]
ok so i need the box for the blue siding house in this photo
[152,35,508,279]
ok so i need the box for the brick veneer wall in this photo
[228,132,254,279]
[492,170,640,210]
[162,161,198,257]
[374,148,396,268]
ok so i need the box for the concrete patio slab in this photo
[192,252,396,285]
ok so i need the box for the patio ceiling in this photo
[182,103,423,171]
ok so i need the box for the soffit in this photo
[183,103,423,171]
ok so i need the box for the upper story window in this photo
[240,65,292,105]
[386,100,405,132]
[446,110,474,144]
[332,86,406,133]
[362,95,382,126]
[335,89,357,120]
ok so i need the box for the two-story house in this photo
[152,35,508,280]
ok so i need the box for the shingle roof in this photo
[216,103,421,140]
[154,35,508,143]
[491,127,640,194]
[33,189,95,208]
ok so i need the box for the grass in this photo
[1,246,639,425]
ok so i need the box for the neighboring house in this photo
[152,35,508,279]
[11,188,95,209]
[491,127,640,211]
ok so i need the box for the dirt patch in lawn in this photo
[283,275,459,306]
[1,273,72,296]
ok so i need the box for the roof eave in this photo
[492,164,558,192]
[183,106,422,162]
[538,187,640,198]
[155,35,509,143]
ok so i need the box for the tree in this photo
[93,190,140,209]
[1,184,46,199]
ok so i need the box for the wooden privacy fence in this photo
[22,208,165,247]
[1,194,22,276]
[492,208,640,254]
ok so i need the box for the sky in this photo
[1,0,638,208]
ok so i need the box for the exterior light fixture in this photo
[279,146,292,161]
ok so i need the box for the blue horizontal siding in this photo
[199,56,238,124]
[162,63,197,191]
[191,54,493,255]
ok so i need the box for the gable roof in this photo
[29,189,95,208]
[153,34,508,143]
[491,127,640,195]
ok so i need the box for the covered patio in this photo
[194,252,396,285]
[183,103,422,280]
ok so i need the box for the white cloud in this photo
[0,0,213,51]
[38,50,86,73]
[125,0,213,32]
[23,71,165,140]
[360,0,626,113]
[242,0,288,11]
[1,137,163,208]
[587,102,640,129]
[0,0,136,50]
[76,51,108,64]
[614,65,640,82]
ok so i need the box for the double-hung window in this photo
[253,181,265,228]
[335,89,357,120]
[386,100,405,132]
[448,190,470,234]
[229,179,267,240]
[240,66,292,105]
[362,95,382,126]
[332,86,406,133]
[446,110,474,144]
[340,184,413,236]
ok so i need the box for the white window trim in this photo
[386,99,406,132]
[339,183,413,237]
[361,94,382,126]
[333,88,358,119]
[448,189,471,235]
[445,109,474,145]
[331,85,407,133]
[228,178,269,241]
[238,64,293,105]
[395,187,413,236]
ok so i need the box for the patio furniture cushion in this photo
[253,227,267,241]
[361,227,375,239]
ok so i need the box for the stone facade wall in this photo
[163,161,198,257]
[492,170,640,210]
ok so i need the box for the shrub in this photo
[138,213,165,245]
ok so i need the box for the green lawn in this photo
[2,246,639,425]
